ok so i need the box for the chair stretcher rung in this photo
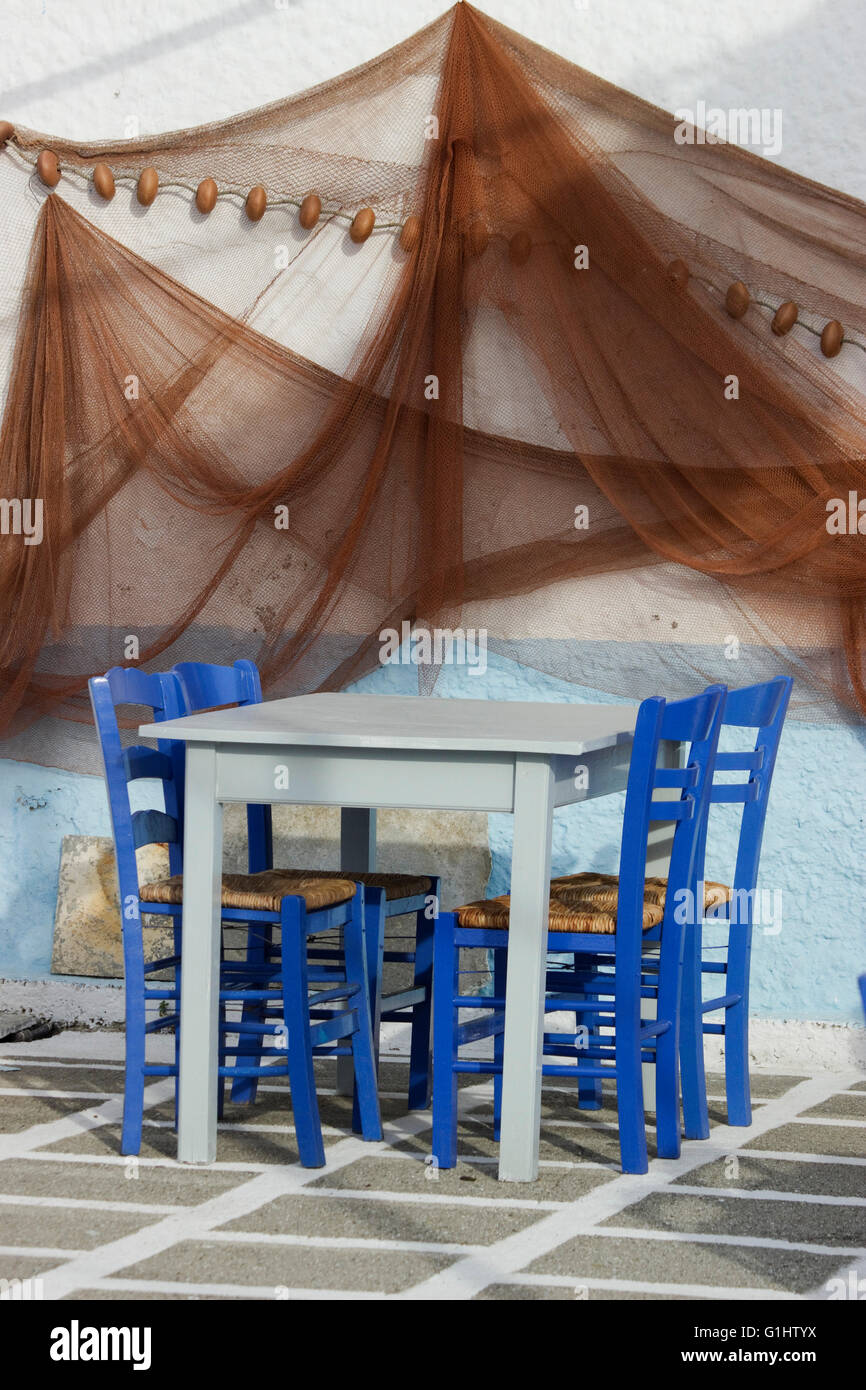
[380,986,426,1014]
[701,992,741,1012]
[457,1012,505,1045]
[309,1010,358,1048]
[144,1016,178,1033]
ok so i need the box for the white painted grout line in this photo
[668,1184,866,1207]
[0,1058,124,1072]
[0,1244,86,1260]
[594,1225,866,1259]
[201,1230,486,1256]
[734,1148,866,1167]
[0,1192,178,1215]
[287,1185,568,1211]
[491,1272,801,1301]
[20,1150,282,1175]
[0,1088,121,1101]
[789,1115,866,1128]
[392,1069,863,1300]
[84,1276,385,1300]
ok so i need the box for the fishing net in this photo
[2,2,866,770]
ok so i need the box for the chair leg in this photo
[615,994,648,1175]
[407,891,436,1111]
[432,912,460,1169]
[280,898,326,1168]
[343,888,382,1142]
[576,971,603,1111]
[492,946,506,1140]
[679,920,710,1141]
[121,922,146,1156]
[230,920,273,1105]
[724,997,752,1126]
[654,1026,682,1159]
[724,921,753,1126]
[351,887,385,1133]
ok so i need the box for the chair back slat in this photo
[172,659,263,712]
[712,783,759,804]
[714,749,764,773]
[654,765,699,789]
[131,809,180,850]
[123,746,174,782]
[649,798,694,820]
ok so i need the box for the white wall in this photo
[3,0,864,200]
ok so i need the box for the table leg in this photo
[337,808,377,1094]
[178,744,223,1163]
[340,807,377,872]
[499,756,556,1182]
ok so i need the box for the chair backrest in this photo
[698,676,792,914]
[171,659,263,712]
[171,660,271,873]
[617,685,726,971]
[88,667,187,908]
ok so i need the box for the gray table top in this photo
[141,692,640,757]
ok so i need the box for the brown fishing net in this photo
[2,2,866,767]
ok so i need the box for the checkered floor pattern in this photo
[0,1031,863,1300]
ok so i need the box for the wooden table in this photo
[141,693,679,1182]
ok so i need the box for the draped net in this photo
[2,2,866,769]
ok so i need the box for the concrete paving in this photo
[0,1030,863,1300]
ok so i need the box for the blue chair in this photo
[171,661,438,1110]
[89,666,382,1164]
[679,676,793,1137]
[432,686,725,1175]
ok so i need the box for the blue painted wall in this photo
[1,650,864,1021]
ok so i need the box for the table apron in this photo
[211,739,639,813]
[214,744,517,811]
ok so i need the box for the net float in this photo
[821,320,844,357]
[299,193,321,229]
[725,281,750,319]
[245,185,267,221]
[772,300,798,336]
[93,162,115,200]
[137,166,158,206]
[350,207,375,243]
[399,216,421,253]
[195,177,218,214]
[666,257,689,289]
[37,149,61,187]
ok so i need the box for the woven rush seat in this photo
[455,888,663,935]
[303,870,433,902]
[551,871,731,914]
[139,869,356,913]
[454,871,732,935]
